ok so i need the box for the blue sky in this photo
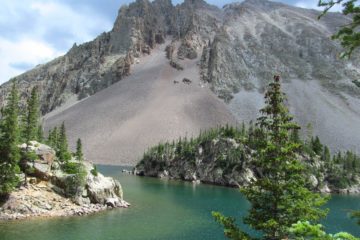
[0,0,335,84]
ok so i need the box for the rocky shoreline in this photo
[0,183,109,221]
[134,170,360,195]
[135,129,360,195]
[0,141,130,221]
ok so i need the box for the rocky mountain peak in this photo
[182,0,210,7]
[232,0,287,12]
[241,0,282,6]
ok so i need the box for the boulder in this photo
[170,60,184,71]
[86,172,123,205]
[105,198,120,208]
[309,175,319,188]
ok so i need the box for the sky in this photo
[0,0,339,84]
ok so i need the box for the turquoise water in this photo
[0,165,359,240]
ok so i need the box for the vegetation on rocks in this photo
[136,117,360,193]
[0,84,129,220]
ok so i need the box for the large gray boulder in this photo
[20,141,56,180]
[85,172,127,207]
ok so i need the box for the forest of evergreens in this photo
[0,83,85,199]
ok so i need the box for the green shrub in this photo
[91,166,98,176]
[22,151,38,162]
[62,162,80,174]
[63,163,87,197]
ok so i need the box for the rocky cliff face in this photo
[0,0,219,114]
[199,0,360,153]
[0,0,359,162]
[201,0,360,100]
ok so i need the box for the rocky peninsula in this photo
[0,141,129,221]
[135,126,360,194]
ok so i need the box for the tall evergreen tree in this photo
[213,76,327,240]
[37,124,44,142]
[322,146,331,163]
[57,122,70,161]
[76,138,83,161]
[24,87,40,145]
[311,136,323,155]
[47,127,58,149]
[0,83,21,196]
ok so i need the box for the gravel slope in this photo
[229,79,360,154]
[44,43,237,165]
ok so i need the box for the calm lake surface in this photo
[0,165,359,240]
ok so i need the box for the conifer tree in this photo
[290,128,301,144]
[57,122,70,161]
[37,125,44,142]
[24,87,40,145]
[319,0,360,58]
[76,138,83,161]
[47,127,59,149]
[0,83,21,196]
[213,76,327,240]
[322,146,331,163]
[311,136,323,155]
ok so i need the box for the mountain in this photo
[0,0,359,165]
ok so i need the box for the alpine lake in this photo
[0,165,359,240]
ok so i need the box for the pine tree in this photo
[290,128,301,144]
[47,127,59,149]
[76,138,83,161]
[0,83,21,196]
[24,87,40,145]
[213,76,327,240]
[311,136,323,155]
[322,146,331,163]
[57,122,70,161]
[319,0,360,58]
[37,125,44,142]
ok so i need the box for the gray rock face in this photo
[199,0,360,153]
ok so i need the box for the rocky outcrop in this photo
[0,182,109,221]
[135,127,360,194]
[0,142,129,221]
[200,0,360,97]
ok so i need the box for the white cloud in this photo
[0,37,63,83]
[0,0,113,84]
[30,1,112,45]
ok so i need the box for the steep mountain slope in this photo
[44,43,236,165]
[0,0,359,164]
[200,0,360,153]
